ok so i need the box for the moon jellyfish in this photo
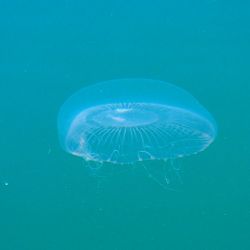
[58,79,217,188]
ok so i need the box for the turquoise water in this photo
[1,1,250,249]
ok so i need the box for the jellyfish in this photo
[58,79,217,187]
[58,78,217,161]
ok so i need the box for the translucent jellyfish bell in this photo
[58,79,217,164]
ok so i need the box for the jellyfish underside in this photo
[66,102,213,164]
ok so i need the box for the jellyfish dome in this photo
[58,79,217,164]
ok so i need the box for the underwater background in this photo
[0,0,250,249]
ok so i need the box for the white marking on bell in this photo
[116,108,131,113]
[112,116,125,122]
